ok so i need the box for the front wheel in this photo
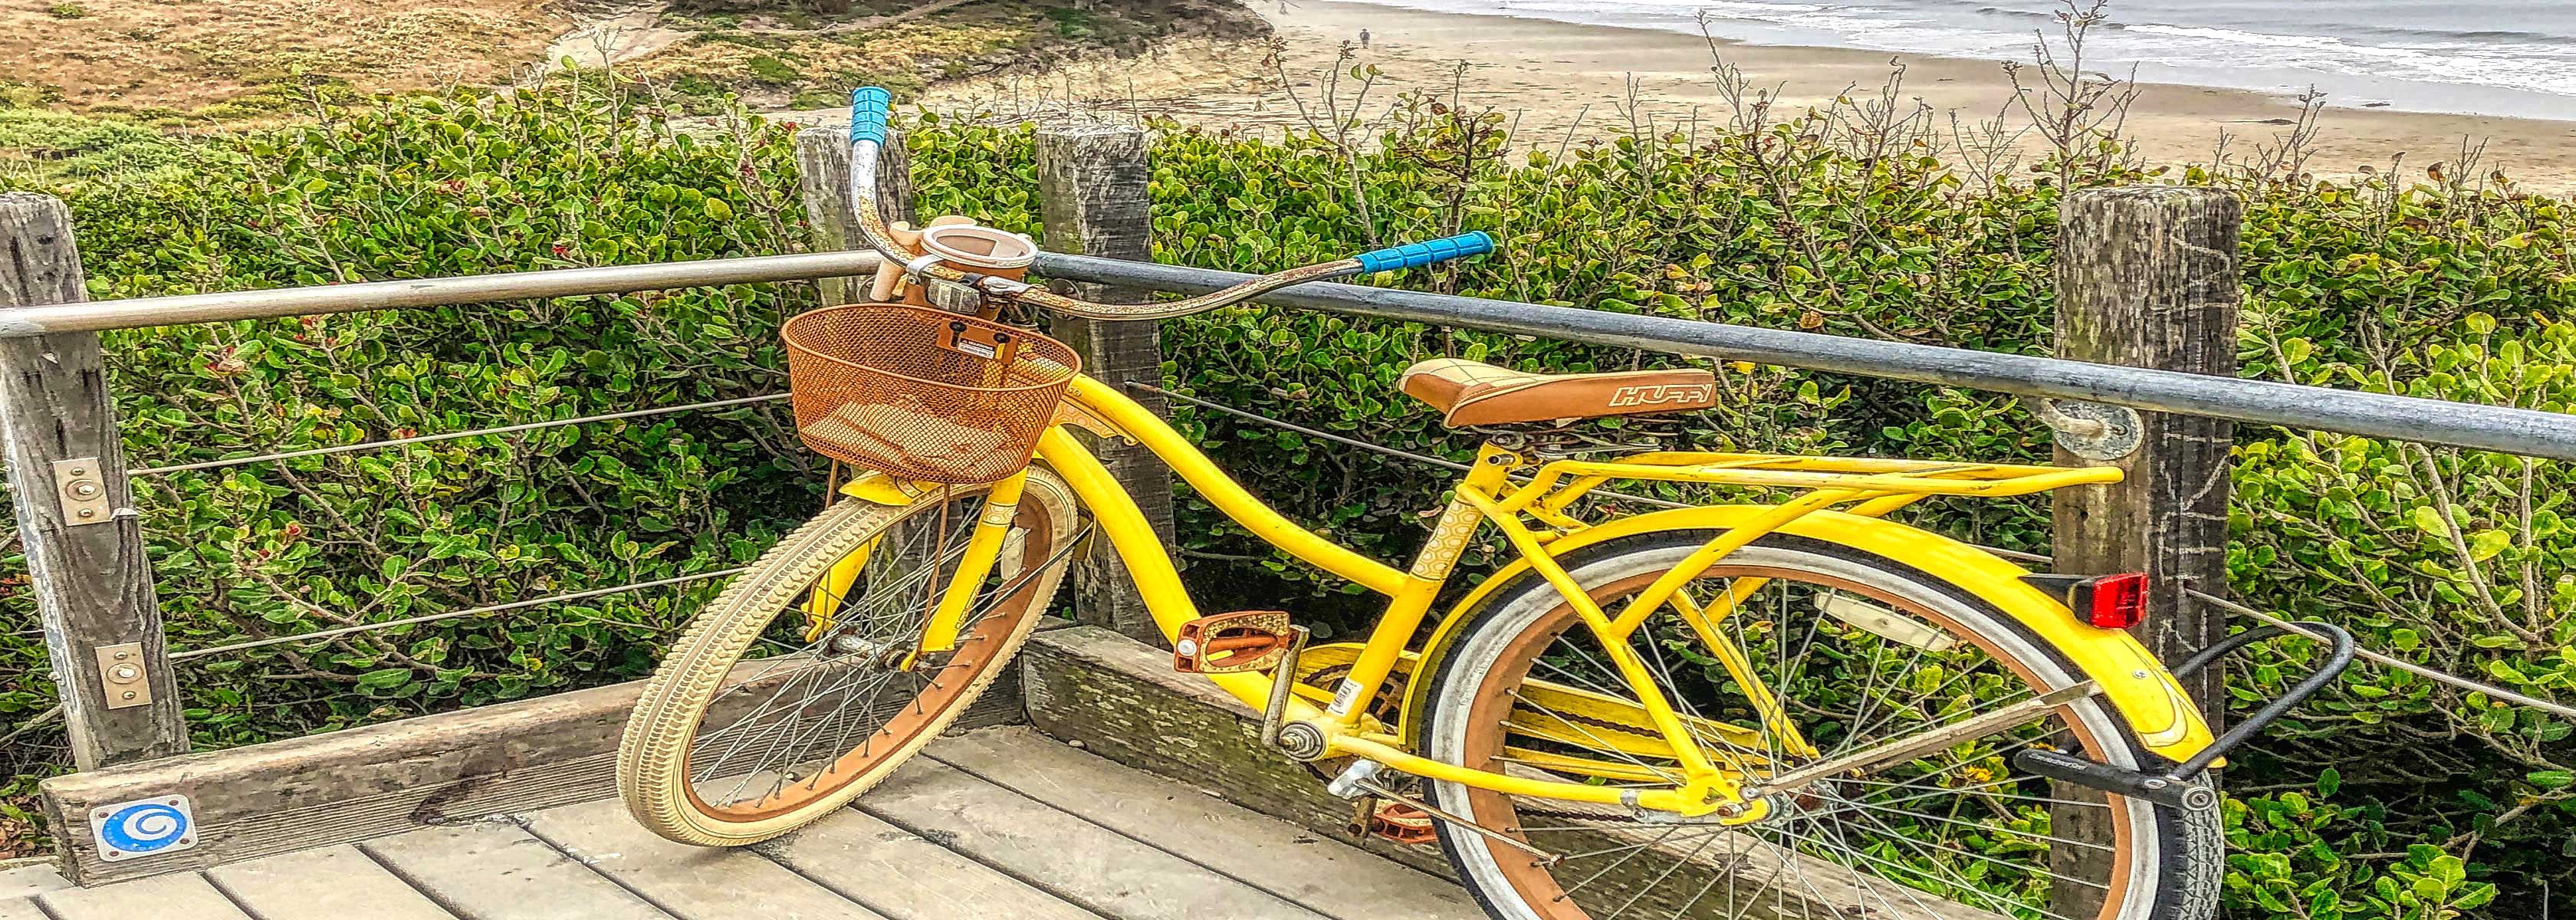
[617,469,1079,846]
[1418,530,2220,920]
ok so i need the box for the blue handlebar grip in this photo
[1352,231,1496,274]
[849,87,892,146]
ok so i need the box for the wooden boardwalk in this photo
[1,726,1480,920]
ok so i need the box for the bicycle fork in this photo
[913,469,1032,656]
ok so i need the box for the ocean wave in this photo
[2124,24,2419,55]
[2117,23,2576,96]
[1968,5,2062,25]
[2348,27,2576,44]
[1355,0,2576,114]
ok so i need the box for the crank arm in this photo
[1749,682,2100,800]
[1257,626,1313,751]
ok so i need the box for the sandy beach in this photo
[920,0,2576,189]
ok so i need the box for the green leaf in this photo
[2467,528,2512,561]
[2410,504,2453,539]
[2454,883,2498,910]
[356,669,412,691]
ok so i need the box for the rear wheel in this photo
[617,470,1079,846]
[1418,531,2220,920]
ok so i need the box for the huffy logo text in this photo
[1608,383,1715,408]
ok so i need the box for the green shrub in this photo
[2,74,824,791]
[0,109,186,186]
[1043,8,1098,39]
[744,54,800,85]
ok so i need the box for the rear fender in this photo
[1398,506,2216,762]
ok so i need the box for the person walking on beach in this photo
[1359,28,1371,48]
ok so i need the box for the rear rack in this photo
[1503,451,2124,532]
[1535,452,2124,498]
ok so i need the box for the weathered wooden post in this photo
[0,193,189,769]
[792,124,915,306]
[2049,185,2241,913]
[1036,124,1173,645]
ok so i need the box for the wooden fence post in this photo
[2049,185,2241,913]
[1036,125,1173,645]
[792,125,914,307]
[0,193,189,770]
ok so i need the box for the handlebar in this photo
[840,87,1494,321]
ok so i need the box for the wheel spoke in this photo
[1510,691,1687,785]
[1819,794,2114,853]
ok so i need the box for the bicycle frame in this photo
[852,372,2216,819]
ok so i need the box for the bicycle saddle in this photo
[1398,358,1719,427]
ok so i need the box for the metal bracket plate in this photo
[2038,400,2145,462]
[95,642,153,709]
[90,794,196,863]
[51,457,112,526]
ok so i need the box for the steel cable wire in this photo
[167,567,748,661]
[2186,587,2576,720]
[133,393,794,476]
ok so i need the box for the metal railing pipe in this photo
[1035,252,2576,462]
[6,244,2569,460]
[0,250,886,337]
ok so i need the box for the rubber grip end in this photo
[1352,231,1496,274]
[849,87,892,145]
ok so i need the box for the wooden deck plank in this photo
[359,822,669,920]
[757,809,1095,920]
[523,799,879,920]
[41,654,1026,887]
[1023,626,2006,920]
[927,727,1477,920]
[203,844,452,920]
[859,756,1327,920]
[38,871,251,920]
[0,864,70,899]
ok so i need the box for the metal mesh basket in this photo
[781,304,1081,484]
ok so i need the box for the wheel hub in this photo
[828,633,916,670]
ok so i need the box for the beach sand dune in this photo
[922,0,2576,189]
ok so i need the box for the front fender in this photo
[1400,506,2216,763]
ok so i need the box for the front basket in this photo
[781,304,1080,484]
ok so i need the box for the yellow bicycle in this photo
[613,87,2341,920]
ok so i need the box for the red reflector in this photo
[2075,573,2148,629]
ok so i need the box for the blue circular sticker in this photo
[98,801,189,854]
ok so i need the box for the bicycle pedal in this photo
[1353,800,1438,846]
[1174,610,1297,674]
